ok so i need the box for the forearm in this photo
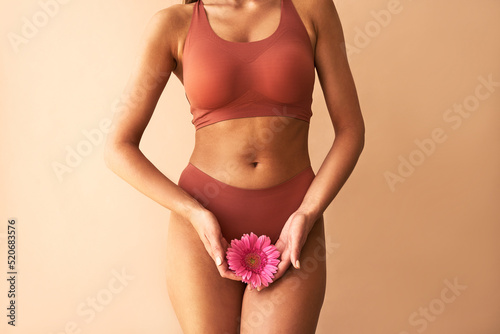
[104,142,205,221]
[298,126,364,222]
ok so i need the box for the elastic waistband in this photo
[180,162,315,199]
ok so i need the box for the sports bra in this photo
[183,0,315,131]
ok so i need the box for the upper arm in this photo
[107,7,182,147]
[310,0,364,133]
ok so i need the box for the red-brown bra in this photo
[183,0,315,130]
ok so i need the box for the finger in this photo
[203,226,225,265]
[212,242,231,276]
[201,233,218,263]
[204,238,240,281]
[289,217,308,270]
[272,255,292,284]
[271,248,291,283]
[194,215,241,281]
[211,235,242,281]
[289,233,305,270]
[221,237,230,251]
[200,238,215,264]
[217,263,242,281]
[274,237,287,254]
[220,238,242,281]
[254,243,290,292]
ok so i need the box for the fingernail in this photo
[295,260,300,269]
[216,256,222,266]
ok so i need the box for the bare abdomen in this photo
[189,116,311,189]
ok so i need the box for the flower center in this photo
[244,253,262,271]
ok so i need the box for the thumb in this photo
[288,213,308,270]
[211,241,225,266]
[274,236,286,253]
[289,235,301,270]
[204,230,225,267]
[217,237,231,266]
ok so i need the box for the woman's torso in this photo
[171,0,316,189]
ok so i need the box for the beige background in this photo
[1,0,499,333]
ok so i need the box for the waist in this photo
[189,116,311,189]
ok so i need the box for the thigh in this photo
[166,211,246,334]
[239,216,327,334]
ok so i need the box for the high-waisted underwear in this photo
[177,162,315,244]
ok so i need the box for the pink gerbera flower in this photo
[226,232,281,289]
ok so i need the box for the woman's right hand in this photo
[188,208,242,282]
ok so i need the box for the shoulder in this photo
[290,0,344,54]
[141,3,195,60]
[147,3,194,38]
[293,0,343,36]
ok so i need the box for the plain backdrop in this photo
[1,0,499,333]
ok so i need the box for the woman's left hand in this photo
[253,210,315,291]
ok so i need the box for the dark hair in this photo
[183,0,198,3]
